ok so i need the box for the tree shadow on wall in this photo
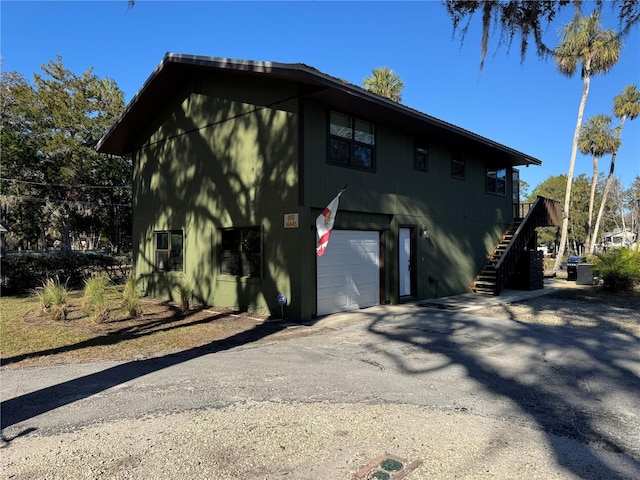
[134,79,298,317]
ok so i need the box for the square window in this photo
[330,137,351,164]
[452,155,465,180]
[156,232,168,250]
[486,167,507,196]
[354,144,373,168]
[328,111,375,171]
[155,230,183,271]
[414,144,428,172]
[220,227,261,277]
[354,119,375,145]
[330,112,352,139]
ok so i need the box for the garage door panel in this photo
[317,230,380,316]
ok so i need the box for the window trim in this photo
[327,110,376,171]
[219,226,262,278]
[155,230,184,272]
[451,153,466,180]
[414,142,429,172]
[485,167,507,196]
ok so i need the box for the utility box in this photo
[566,256,583,281]
[577,263,596,285]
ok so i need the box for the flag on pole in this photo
[316,186,346,256]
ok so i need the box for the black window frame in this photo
[327,110,376,171]
[486,167,507,196]
[155,230,184,272]
[414,142,429,172]
[451,153,466,180]
[219,226,262,278]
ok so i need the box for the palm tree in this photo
[552,11,621,270]
[577,114,620,252]
[363,67,404,103]
[591,85,640,253]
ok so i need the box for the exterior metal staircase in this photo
[470,196,562,296]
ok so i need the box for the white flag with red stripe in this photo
[316,187,346,256]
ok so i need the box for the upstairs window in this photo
[328,111,375,170]
[414,143,429,172]
[220,227,261,277]
[486,167,507,195]
[451,153,466,180]
[156,231,183,271]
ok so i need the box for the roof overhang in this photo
[97,53,542,168]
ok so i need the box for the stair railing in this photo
[493,196,561,294]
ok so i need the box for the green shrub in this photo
[83,275,111,323]
[593,248,640,292]
[122,274,142,317]
[33,278,68,321]
[1,253,122,293]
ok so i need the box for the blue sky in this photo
[2,1,639,193]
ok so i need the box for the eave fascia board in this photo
[97,53,542,167]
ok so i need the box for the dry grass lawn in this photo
[1,286,272,369]
[2,283,638,370]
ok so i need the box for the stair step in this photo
[476,280,495,286]
[478,276,496,282]
[474,287,497,295]
[479,268,497,275]
[474,281,497,287]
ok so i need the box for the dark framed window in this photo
[486,167,507,195]
[451,153,465,180]
[220,227,261,277]
[328,111,375,170]
[155,230,183,271]
[414,143,429,172]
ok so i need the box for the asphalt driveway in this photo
[2,292,639,479]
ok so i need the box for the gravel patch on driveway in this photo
[4,401,637,480]
[471,291,640,336]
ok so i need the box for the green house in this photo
[97,53,560,320]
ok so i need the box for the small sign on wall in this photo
[284,213,299,229]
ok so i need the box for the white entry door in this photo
[316,230,380,316]
[399,228,412,296]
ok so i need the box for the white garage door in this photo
[317,230,380,316]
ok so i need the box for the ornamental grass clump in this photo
[122,274,143,318]
[178,280,192,313]
[83,275,111,323]
[33,277,68,321]
[593,247,640,292]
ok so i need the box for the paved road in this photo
[2,300,640,479]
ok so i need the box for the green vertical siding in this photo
[302,98,514,304]
[132,76,519,320]
[133,73,303,317]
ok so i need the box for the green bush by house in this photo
[1,253,129,293]
[593,248,640,292]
